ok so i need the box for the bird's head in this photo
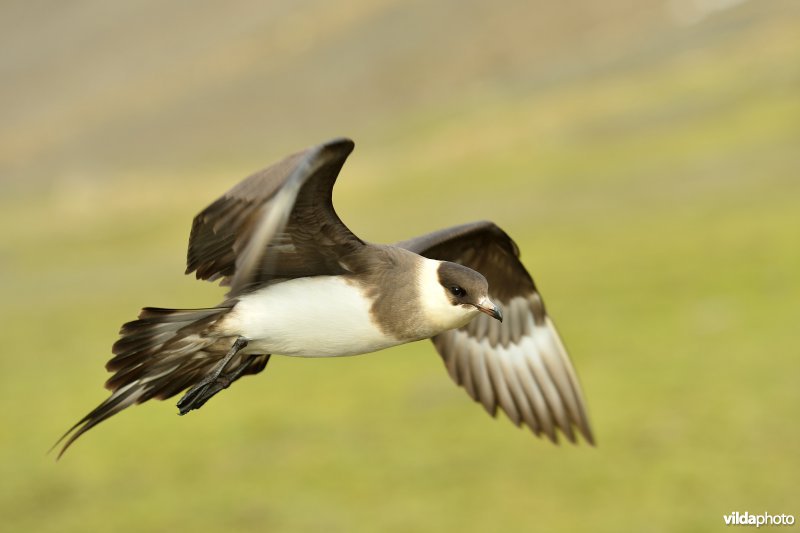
[418,260,502,333]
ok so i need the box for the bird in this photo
[55,137,594,457]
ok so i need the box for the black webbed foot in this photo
[177,364,249,414]
[176,336,249,415]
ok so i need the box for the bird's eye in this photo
[449,286,466,297]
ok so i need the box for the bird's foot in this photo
[177,336,249,415]
[177,364,249,415]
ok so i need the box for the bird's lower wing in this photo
[399,221,594,444]
[434,295,593,444]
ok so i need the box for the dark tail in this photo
[54,306,264,458]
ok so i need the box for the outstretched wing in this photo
[186,137,364,296]
[398,221,594,444]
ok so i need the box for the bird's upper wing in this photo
[185,138,364,296]
[397,221,594,444]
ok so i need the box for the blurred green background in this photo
[2,0,799,531]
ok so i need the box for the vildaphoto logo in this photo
[723,511,795,527]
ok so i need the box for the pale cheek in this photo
[453,305,480,327]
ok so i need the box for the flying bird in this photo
[56,138,593,456]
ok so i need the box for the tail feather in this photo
[55,306,243,458]
[53,383,147,458]
[105,307,225,371]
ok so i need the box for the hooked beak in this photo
[475,297,503,322]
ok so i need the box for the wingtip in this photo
[318,137,355,157]
[560,425,595,447]
[582,427,597,447]
[323,136,354,148]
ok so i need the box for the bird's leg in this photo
[178,360,250,412]
[182,353,271,413]
[177,336,248,415]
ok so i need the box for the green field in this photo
[2,1,799,531]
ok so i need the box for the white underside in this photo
[221,276,403,357]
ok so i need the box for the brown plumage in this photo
[56,137,593,458]
[185,138,363,293]
[399,221,594,444]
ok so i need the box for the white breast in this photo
[221,276,401,357]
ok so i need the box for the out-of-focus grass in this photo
[2,4,799,533]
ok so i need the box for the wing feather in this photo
[483,343,522,426]
[185,138,363,295]
[399,221,594,445]
[468,342,495,416]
